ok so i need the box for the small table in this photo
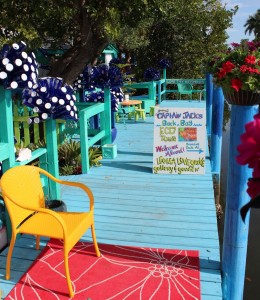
[120,100,143,120]
[121,100,142,109]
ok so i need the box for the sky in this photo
[223,0,259,44]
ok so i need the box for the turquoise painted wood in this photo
[0,101,222,299]
[0,87,15,172]
[79,103,106,173]
[76,91,111,173]
[45,119,60,200]
[222,105,258,300]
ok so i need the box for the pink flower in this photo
[237,115,260,168]
[231,78,243,91]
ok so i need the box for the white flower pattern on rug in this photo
[6,241,200,300]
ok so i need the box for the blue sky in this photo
[224,0,259,44]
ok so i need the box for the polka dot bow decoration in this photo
[90,64,123,89]
[23,77,78,123]
[84,87,124,112]
[0,41,38,89]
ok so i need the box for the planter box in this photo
[102,144,117,159]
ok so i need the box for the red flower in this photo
[237,115,260,168]
[240,65,248,73]
[231,78,243,91]
[222,61,235,72]
[217,68,226,79]
[245,55,256,64]
[247,178,260,199]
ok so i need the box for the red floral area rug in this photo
[6,239,201,299]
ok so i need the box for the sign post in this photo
[153,106,206,175]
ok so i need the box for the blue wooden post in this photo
[222,104,258,300]
[206,73,213,137]
[45,118,60,200]
[163,68,167,100]
[101,87,112,145]
[158,80,162,104]
[210,86,224,179]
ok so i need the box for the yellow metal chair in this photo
[0,165,100,298]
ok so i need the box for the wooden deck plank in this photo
[0,110,222,299]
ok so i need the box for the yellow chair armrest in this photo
[39,169,94,210]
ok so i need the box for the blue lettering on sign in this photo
[157,112,182,119]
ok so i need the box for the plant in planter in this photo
[58,140,103,175]
[208,40,260,105]
[58,140,81,175]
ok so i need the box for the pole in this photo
[163,68,167,100]
[45,118,60,200]
[222,104,258,300]
[210,86,224,180]
[102,87,112,145]
[206,73,213,138]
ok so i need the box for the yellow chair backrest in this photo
[0,166,45,230]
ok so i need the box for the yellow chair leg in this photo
[6,235,16,280]
[64,250,74,298]
[91,224,101,257]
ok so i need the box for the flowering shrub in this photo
[237,113,260,220]
[209,41,260,93]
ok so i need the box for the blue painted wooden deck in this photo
[0,107,222,299]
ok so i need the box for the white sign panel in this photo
[153,106,206,174]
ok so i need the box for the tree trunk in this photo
[48,6,108,85]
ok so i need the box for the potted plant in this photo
[208,40,260,105]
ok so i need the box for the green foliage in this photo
[0,0,237,82]
[89,146,102,167]
[58,140,81,171]
[244,9,260,40]
[58,140,102,175]
[131,0,237,80]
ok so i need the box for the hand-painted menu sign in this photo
[153,106,206,174]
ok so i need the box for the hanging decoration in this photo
[0,41,38,89]
[23,77,78,123]
[144,67,160,81]
[73,65,92,91]
[84,87,124,112]
[90,64,123,89]
[158,58,172,69]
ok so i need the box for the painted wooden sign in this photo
[153,106,206,174]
